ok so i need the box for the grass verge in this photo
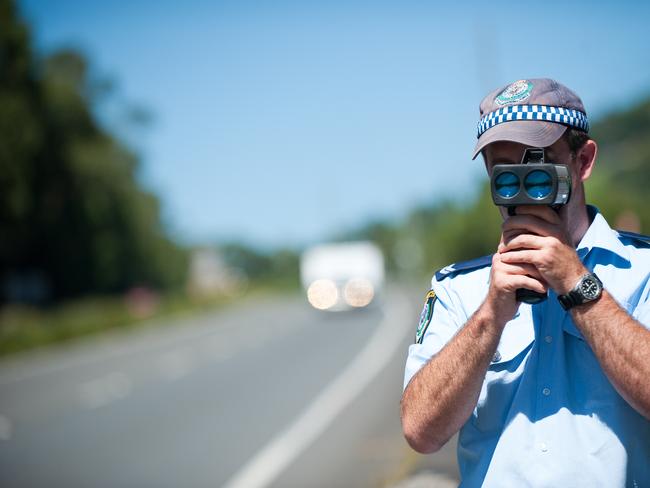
[0,280,299,358]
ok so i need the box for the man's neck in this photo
[569,204,592,248]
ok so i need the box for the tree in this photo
[0,0,186,304]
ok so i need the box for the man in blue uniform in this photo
[401,78,650,486]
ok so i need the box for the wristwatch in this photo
[557,272,603,310]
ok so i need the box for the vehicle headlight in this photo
[343,278,374,308]
[307,279,339,310]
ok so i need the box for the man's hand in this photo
[486,249,547,324]
[498,205,587,294]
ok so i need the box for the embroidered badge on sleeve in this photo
[415,290,437,344]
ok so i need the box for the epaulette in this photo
[617,230,650,248]
[435,254,492,281]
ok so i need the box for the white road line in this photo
[0,327,210,386]
[158,348,196,381]
[78,372,133,409]
[202,337,235,362]
[0,299,292,386]
[0,312,235,386]
[0,414,13,441]
[392,471,458,488]
[222,293,411,488]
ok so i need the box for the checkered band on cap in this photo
[477,104,590,138]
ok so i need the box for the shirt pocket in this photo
[471,315,535,433]
[562,315,622,410]
[490,312,536,369]
[562,296,634,341]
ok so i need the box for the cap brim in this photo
[471,121,568,160]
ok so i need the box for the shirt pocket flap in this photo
[562,314,585,341]
[492,313,535,365]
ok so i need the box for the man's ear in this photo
[576,139,597,182]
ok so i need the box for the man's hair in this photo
[564,128,590,154]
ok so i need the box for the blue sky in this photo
[19,0,650,249]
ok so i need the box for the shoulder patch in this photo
[617,230,650,248]
[435,254,492,281]
[415,290,437,344]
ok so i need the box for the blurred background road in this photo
[0,286,458,488]
[2,1,648,486]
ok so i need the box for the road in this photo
[0,286,458,487]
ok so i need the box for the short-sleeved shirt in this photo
[404,206,650,487]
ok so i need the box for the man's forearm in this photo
[401,303,506,453]
[572,291,650,419]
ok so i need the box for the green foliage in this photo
[342,220,400,270]
[349,94,650,280]
[220,243,299,289]
[0,292,230,357]
[0,0,187,303]
[585,98,650,233]
[2,0,648,309]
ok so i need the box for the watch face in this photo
[580,277,601,299]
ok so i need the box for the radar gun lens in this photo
[494,171,520,199]
[524,170,553,199]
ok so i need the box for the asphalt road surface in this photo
[0,286,459,487]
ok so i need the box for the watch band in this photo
[557,272,603,311]
[558,291,579,310]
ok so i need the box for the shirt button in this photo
[542,387,551,396]
[492,351,501,363]
[545,335,553,343]
[540,442,548,452]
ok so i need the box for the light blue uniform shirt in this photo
[404,207,650,487]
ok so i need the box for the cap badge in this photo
[495,80,533,106]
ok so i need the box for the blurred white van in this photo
[299,241,385,311]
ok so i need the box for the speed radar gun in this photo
[490,148,572,304]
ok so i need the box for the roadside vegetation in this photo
[1,0,648,356]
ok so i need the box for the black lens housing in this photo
[488,148,570,305]
[491,163,571,207]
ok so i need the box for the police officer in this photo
[401,78,650,486]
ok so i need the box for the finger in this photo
[501,228,526,246]
[502,215,560,239]
[499,261,544,280]
[494,272,547,294]
[511,275,548,294]
[510,205,561,225]
[502,234,549,252]
[499,249,538,266]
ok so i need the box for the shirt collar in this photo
[576,205,629,262]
